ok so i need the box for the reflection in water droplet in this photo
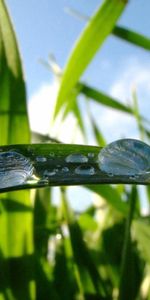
[98,139,150,176]
[0,151,34,188]
[49,152,55,157]
[43,170,56,177]
[66,153,88,163]
[62,167,69,173]
[36,156,47,162]
[75,165,95,175]
[88,152,95,158]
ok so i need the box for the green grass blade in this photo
[119,186,138,300]
[86,185,128,215]
[60,189,107,298]
[66,7,150,52]
[0,142,149,195]
[0,1,30,145]
[80,83,132,114]
[54,0,128,116]
[0,1,34,299]
[113,25,150,51]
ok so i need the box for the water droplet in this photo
[98,139,150,176]
[75,165,95,175]
[49,152,55,157]
[0,151,33,188]
[62,167,69,173]
[65,153,88,163]
[88,152,95,158]
[43,170,56,177]
[36,156,47,162]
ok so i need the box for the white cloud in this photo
[28,80,83,143]
[90,57,150,142]
[28,80,58,134]
[110,57,150,108]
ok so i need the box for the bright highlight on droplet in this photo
[65,153,88,163]
[98,139,150,176]
[0,151,34,188]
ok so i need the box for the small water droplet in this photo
[88,152,95,158]
[49,152,55,157]
[36,156,47,162]
[65,153,88,163]
[62,167,69,173]
[0,151,34,188]
[43,170,56,177]
[98,139,150,176]
[75,165,95,176]
[108,173,113,177]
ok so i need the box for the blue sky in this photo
[6,0,150,96]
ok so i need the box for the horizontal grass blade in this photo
[54,0,128,116]
[0,143,149,194]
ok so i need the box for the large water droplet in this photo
[65,153,88,163]
[75,165,95,175]
[98,139,150,176]
[0,151,34,188]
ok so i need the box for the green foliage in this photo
[0,0,150,299]
[0,0,34,299]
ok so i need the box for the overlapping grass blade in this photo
[80,83,132,114]
[66,7,150,52]
[86,185,128,216]
[0,0,34,299]
[113,25,150,51]
[54,0,128,116]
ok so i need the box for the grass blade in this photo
[80,83,132,114]
[55,0,128,116]
[113,25,150,51]
[0,142,149,195]
[66,7,150,52]
[0,1,34,298]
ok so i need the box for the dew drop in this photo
[65,153,88,163]
[62,167,69,173]
[75,165,95,176]
[36,156,47,162]
[0,151,34,188]
[49,152,55,157]
[88,152,95,158]
[43,170,56,177]
[98,139,150,176]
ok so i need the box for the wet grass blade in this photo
[54,0,128,116]
[0,142,149,195]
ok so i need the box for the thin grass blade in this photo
[54,0,128,116]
